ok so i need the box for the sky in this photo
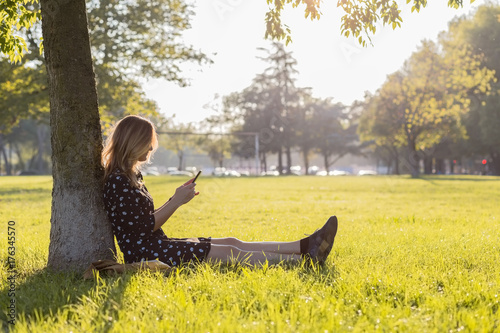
[142,0,486,124]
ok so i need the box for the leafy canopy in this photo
[0,0,40,62]
[2,0,474,61]
[265,0,472,46]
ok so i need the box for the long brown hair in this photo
[102,115,158,188]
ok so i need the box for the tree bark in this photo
[302,148,309,175]
[407,139,420,178]
[177,150,184,171]
[435,158,445,174]
[392,146,400,175]
[260,151,267,172]
[36,124,49,174]
[277,146,283,175]
[285,145,292,174]
[0,135,12,175]
[423,155,433,175]
[41,0,115,271]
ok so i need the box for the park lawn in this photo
[0,174,499,332]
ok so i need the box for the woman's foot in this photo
[303,216,338,264]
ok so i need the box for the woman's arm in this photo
[153,182,197,231]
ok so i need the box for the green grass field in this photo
[1,175,499,332]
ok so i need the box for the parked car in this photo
[169,170,194,177]
[142,166,160,176]
[213,167,226,176]
[290,165,302,176]
[185,166,198,174]
[167,167,179,174]
[261,170,279,176]
[223,170,241,177]
[308,166,319,175]
[358,170,377,176]
[329,170,350,176]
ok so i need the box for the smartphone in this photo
[192,170,201,183]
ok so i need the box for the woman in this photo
[102,115,338,267]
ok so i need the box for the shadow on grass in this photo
[0,187,51,197]
[0,268,135,331]
[296,259,341,284]
[1,259,340,330]
[419,175,500,182]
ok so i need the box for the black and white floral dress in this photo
[103,168,211,266]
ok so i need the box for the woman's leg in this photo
[211,237,301,254]
[206,243,302,265]
[208,215,339,264]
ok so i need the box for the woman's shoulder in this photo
[105,168,129,186]
[105,168,144,191]
[106,168,122,179]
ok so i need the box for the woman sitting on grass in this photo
[102,115,338,267]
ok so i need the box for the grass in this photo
[0,174,499,332]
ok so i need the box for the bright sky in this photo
[142,0,485,124]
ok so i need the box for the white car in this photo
[358,170,377,176]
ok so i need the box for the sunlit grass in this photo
[1,175,499,332]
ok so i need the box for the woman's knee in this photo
[213,237,243,247]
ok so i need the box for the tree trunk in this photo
[177,150,184,171]
[323,153,329,173]
[285,145,292,174]
[393,147,400,175]
[407,140,420,178]
[302,148,309,175]
[277,146,283,175]
[435,158,445,174]
[13,142,25,171]
[41,0,115,272]
[36,124,49,174]
[260,151,267,173]
[0,135,12,175]
[423,155,433,175]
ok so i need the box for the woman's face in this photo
[138,146,153,162]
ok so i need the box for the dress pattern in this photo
[103,168,211,266]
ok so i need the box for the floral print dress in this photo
[103,169,211,266]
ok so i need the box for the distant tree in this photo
[359,40,493,177]
[0,51,48,174]
[222,85,271,171]
[445,4,500,174]
[200,134,232,169]
[0,56,47,132]
[158,120,199,171]
[256,42,299,174]
[294,88,316,175]
[358,92,406,174]
[1,119,51,174]
[310,100,358,172]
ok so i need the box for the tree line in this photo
[204,4,500,176]
[359,4,500,176]
[2,3,499,178]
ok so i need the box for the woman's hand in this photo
[172,182,198,206]
[153,179,200,231]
